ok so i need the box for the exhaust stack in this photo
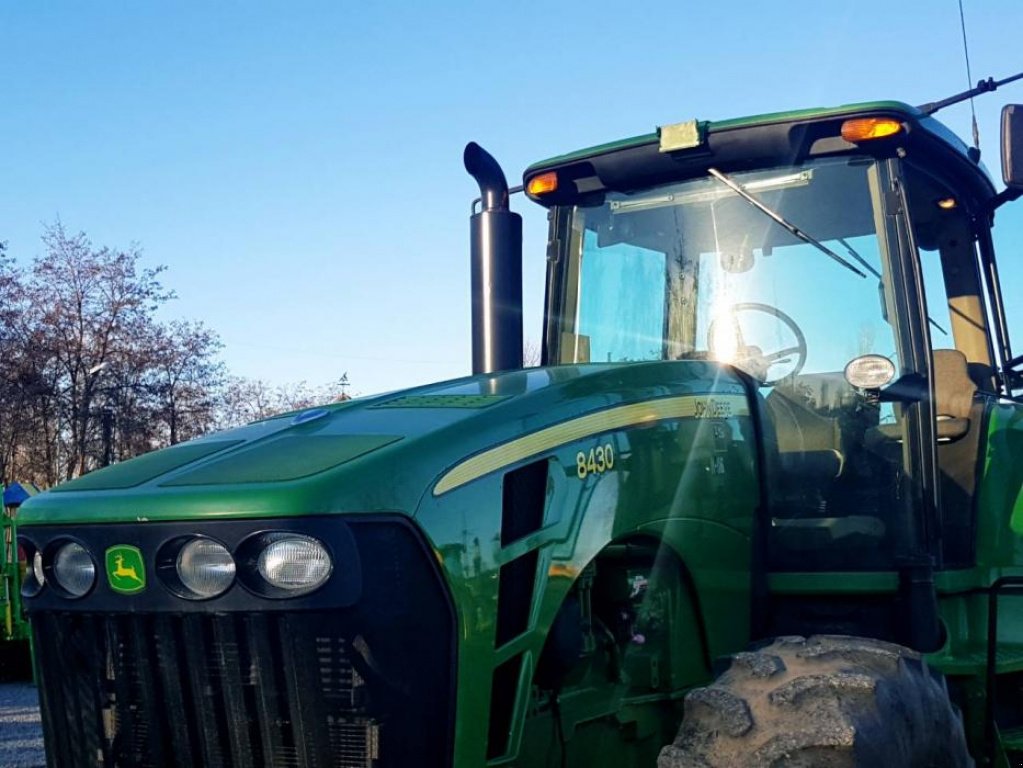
[464,142,523,375]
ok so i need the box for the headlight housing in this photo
[157,536,236,600]
[16,538,45,597]
[176,538,236,599]
[51,541,96,598]
[239,533,332,597]
[33,550,44,587]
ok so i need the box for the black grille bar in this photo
[182,614,228,766]
[247,613,289,764]
[153,615,194,763]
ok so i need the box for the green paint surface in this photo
[161,434,401,486]
[927,402,1023,706]
[51,440,243,492]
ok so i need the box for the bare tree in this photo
[22,223,175,479]
[143,320,225,445]
[0,243,27,483]
[215,377,349,430]
[2,223,347,485]
[523,339,542,367]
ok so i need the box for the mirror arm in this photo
[1004,352,1023,371]
[917,71,1023,116]
[988,187,1023,213]
[878,372,928,404]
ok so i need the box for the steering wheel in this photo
[708,302,808,386]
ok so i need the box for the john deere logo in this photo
[105,545,146,594]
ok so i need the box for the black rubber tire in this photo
[658,635,973,768]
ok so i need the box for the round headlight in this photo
[176,539,236,599]
[52,542,96,598]
[32,550,45,587]
[17,541,44,597]
[844,354,896,390]
[257,535,331,594]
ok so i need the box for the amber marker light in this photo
[937,197,958,210]
[527,172,558,196]
[841,117,904,142]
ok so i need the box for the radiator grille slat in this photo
[130,616,165,763]
[77,616,106,767]
[247,613,293,765]
[71,616,106,768]
[153,615,196,764]
[182,614,228,766]
[112,615,157,765]
[35,614,73,766]
[280,615,319,768]
[212,616,258,768]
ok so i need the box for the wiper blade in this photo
[836,237,881,280]
[835,237,947,335]
[928,317,949,336]
[707,167,867,279]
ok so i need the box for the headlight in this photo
[17,539,44,597]
[176,538,235,599]
[52,541,96,598]
[32,550,45,587]
[256,535,332,595]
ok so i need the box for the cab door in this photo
[903,160,1000,569]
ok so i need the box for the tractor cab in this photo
[491,100,1023,651]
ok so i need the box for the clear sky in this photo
[2,1,1021,396]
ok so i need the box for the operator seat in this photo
[931,349,978,441]
[762,374,850,486]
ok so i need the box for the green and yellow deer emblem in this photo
[105,545,146,594]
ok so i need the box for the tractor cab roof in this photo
[524,100,996,208]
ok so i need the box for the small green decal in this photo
[105,545,146,594]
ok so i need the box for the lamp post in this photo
[73,362,108,477]
[101,402,114,467]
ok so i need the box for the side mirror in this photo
[1002,104,1023,189]
[877,372,927,405]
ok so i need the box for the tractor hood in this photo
[19,360,750,526]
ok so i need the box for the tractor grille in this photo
[26,518,454,768]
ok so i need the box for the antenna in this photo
[957,0,980,150]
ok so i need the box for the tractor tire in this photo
[658,635,972,768]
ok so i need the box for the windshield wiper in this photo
[707,167,867,279]
[834,237,948,336]
[836,237,881,280]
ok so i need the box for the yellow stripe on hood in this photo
[433,394,748,496]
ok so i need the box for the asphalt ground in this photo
[0,683,44,768]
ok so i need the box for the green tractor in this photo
[15,76,1023,767]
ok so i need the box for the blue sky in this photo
[2,1,1021,395]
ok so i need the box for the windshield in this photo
[557,157,899,377]
[553,155,912,570]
